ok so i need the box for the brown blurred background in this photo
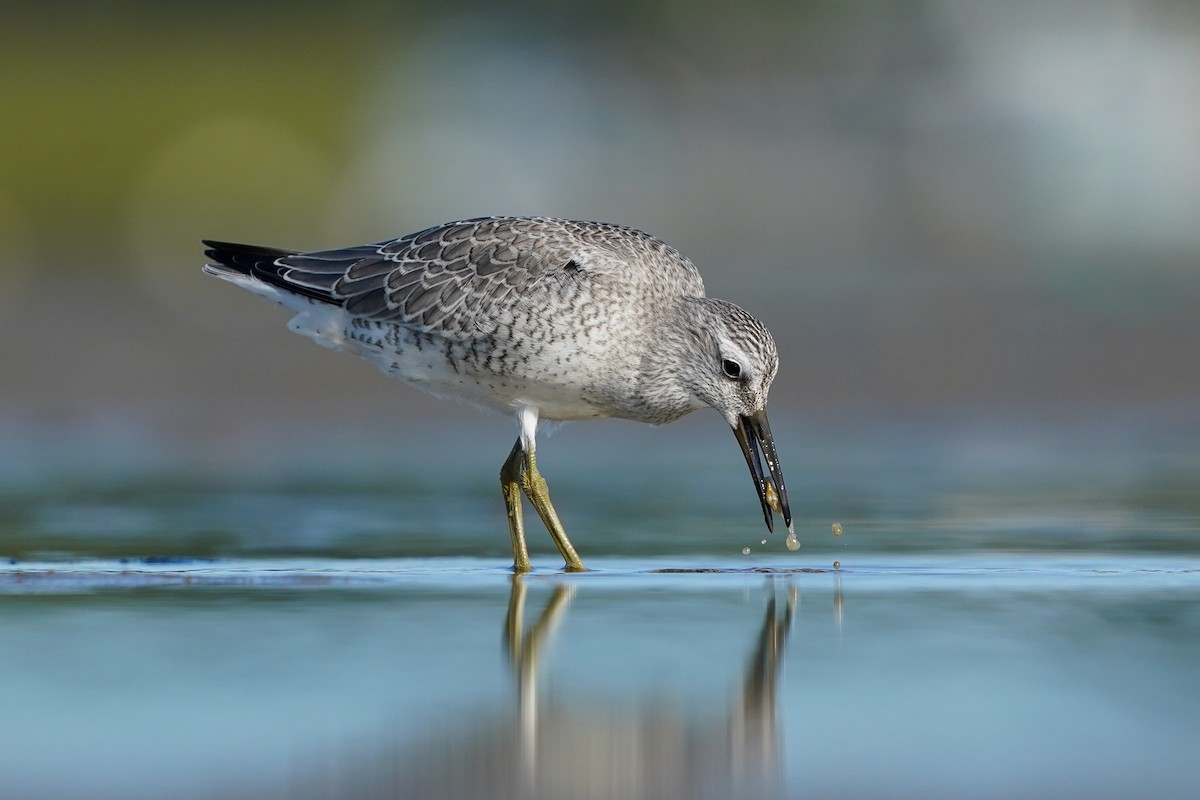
[3,0,1199,459]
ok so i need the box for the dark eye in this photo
[721,358,742,379]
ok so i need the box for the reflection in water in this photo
[833,572,843,631]
[283,578,800,800]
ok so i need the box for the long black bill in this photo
[733,410,792,533]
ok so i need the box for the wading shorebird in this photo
[203,217,791,572]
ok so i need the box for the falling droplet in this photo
[785,532,800,551]
[742,546,751,555]
[760,539,767,545]
[832,522,843,537]
[833,561,841,569]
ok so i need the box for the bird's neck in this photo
[627,297,707,425]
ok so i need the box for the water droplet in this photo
[832,522,843,537]
[785,532,800,551]
[760,539,767,545]
[833,561,841,569]
[741,546,751,555]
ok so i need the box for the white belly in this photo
[287,306,613,420]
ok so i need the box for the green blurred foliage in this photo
[1,3,368,265]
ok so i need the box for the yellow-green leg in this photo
[500,437,587,573]
[521,449,586,572]
[501,439,532,573]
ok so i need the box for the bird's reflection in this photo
[501,577,795,799]
[286,577,803,800]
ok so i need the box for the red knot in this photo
[203,216,790,572]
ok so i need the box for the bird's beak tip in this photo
[732,410,791,532]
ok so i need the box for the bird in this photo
[202,216,791,572]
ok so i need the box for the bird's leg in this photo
[520,448,586,572]
[501,438,532,573]
[501,435,586,573]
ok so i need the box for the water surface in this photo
[1,418,1197,798]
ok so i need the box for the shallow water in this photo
[1,418,1198,798]
[1,556,1197,799]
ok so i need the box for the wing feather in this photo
[222,217,705,337]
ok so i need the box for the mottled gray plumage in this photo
[203,216,791,571]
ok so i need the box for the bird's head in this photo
[677,298,792,533]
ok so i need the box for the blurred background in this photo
[1,0,1198,517]
[3,7,1198,797]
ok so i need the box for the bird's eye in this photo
[721,358,742,379]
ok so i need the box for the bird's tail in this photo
[202,239,359,352]
[202,239,334,308]
[202,240,294,279]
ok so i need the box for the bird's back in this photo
[208,217,703,334]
